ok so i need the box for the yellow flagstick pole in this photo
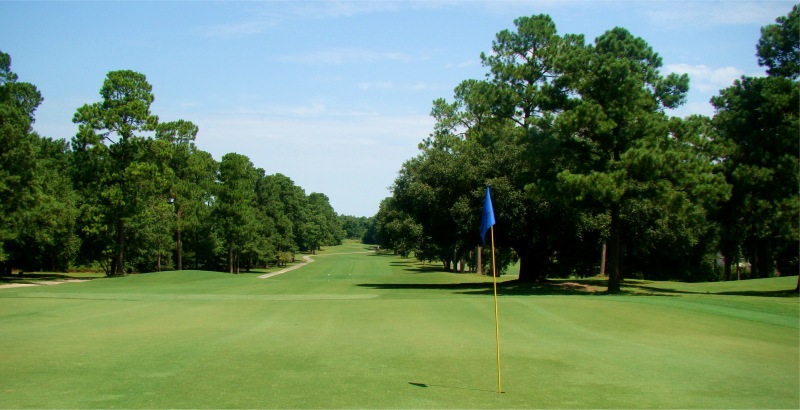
[490,225,502,394]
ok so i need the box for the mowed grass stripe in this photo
[0,245,797,408]
[498,296,798,408]
[12,292,379,301]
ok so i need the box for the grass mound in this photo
[1,244,797,408]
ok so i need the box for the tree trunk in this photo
[600,242,607,276]
[606,204,622,293]
[723,254,732,281]
[176,208,182,271]
[516,248,543,283]
[736,260,741,280]
[477,245,482,275]
[228,241,234,274]
[114,217,125,276]
[751,247,761,278]
[517,255,539,282]
[751,241,775,279]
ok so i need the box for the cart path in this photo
[257,251,374,279]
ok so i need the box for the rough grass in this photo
[0,243,797,408]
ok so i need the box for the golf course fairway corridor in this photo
[1,243,798,409]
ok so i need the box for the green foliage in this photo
[303,192,345,252]
[0,51,349,276]
[361,218,379,245]
[757,4,799,79]
[338,215,372,241]
[712,76,799,278]
[71,70,161,276]
[154,120,217,271]
[384,12,788,293]
[214,153,259,274]
[6,137,80,272]
[3,5,796,288]
[259,173,308,259]
[178,149,219,270]
[711,4,799,282]
[553,27,696,292]
[374,197,422,258]
[0,49,79,273]
[257,173,298,260]
[391,16,600,279]
[390,15,723,289]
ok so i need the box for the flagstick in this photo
[490,225,502,394]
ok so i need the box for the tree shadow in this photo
[367,251,402,258]
[396,264,446,274]
[626,283,799,298]
[358,279,605,296]
[364,257,799,298]
[0,272,77,283]
[716,289,799,297]
[382,257,448,274]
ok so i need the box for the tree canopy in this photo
[712,4,799,284]
[1,52,349,276]
[1,5,797,291]
[382,8,797,292]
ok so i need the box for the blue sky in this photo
[1,1,794,217]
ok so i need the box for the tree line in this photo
[371,7,799,292]
[1,59,354,276]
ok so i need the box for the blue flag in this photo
[480,185,495,245]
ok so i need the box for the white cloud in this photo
[275,48,414,65]
[666,63,745,92]
[196,1,415,39]
[445,59,481,69]
[667,100,716,119]
[288,1,403,19]
[230,100,380,118]
[357,81,437,92]
[236,101,327,117]
[641,1,792,28]
[358,81,394,90]
[197,18,278,38]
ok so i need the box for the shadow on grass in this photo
[377,254,445,274]
[362,261,799,298]
[0,272,94,284]
[368,251,402,258]
[359,279,606,296]
[408,381,496,393]
[626,283,799,298]
[393,264,443,274]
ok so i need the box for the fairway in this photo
[1,243,798,409]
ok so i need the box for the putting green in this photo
[0,244,797,408]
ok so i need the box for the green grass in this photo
[1,243,797,408]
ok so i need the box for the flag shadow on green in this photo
[408,381,497,393]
